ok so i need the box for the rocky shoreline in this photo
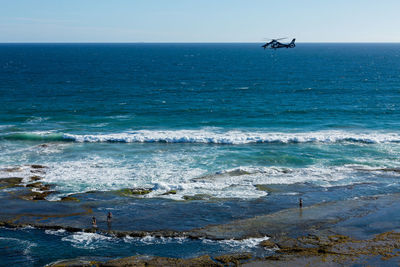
[2,167,400,266]
[47,229,400,266]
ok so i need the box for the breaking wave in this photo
[61,232,116,249]
[3,132,65,142]
[2,129,400,144]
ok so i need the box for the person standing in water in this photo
[92,216,97,228]
[107,212,112,231]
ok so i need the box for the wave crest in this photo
[2,130,400,144]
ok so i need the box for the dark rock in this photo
[264,255,281,261]
[30,176,42,181]
[112,231,131,238]
[19,190,55,201]
[1,167,21,172]
[26,182,43,188]
[183,194,211,201]
[259,239,277,249]
[115,188,152,197]
[38,144,49,148]
[31,164,46,169]
[0,177,23,184]
[101,255,221,267]
[162,190,177,195]
[25,181,53,191]
[0,177,23,189]
[60,196,80,202]
[214,253,252,264]
[39,184,53,191]
[30,169,45,174]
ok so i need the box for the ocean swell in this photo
[2,130,400,144]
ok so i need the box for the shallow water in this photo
[0,227,271,267]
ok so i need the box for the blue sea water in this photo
[1,43,400,265]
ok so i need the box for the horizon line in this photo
[1,41,400,44]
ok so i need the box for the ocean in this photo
[1,43,400,266]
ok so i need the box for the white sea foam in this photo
[38,151,392,201]
[0,237,37,260]
[60,232,267,250]
[0,165,32,181]
[20,225,35,230]
[34,143,70,155]
[4,129,400,144]
[123,234,268,250]
[61,232,115,249]
[42,154,206,200]
[3,130,398,201]
[45,229,66,236]
[2,148,399,201]
[201,236,270,250]
[62,129,400,144]
[123,235,189,245]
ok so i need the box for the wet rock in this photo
[101,255,221,267]
[26,182,43,188]
[0,177,23,189]
[48,258,98,267]
[255,184,280,193]
[115,188,153,197]
[38,144,49,148]
[31,169,45,174]
[31,164,46,169]
[111,231,133,238]
[30,175,42,181]
[0,177,23,184]
[259,239,277,249]
[84,228,97,233]
[183,194,211,201]
[252,230,400,265]
[39,184,53,191]
[85,190,99,194]
[25,181,53,191]
[1,167,21,172]
[328,234,351,244]
[30,164,47,174]
[60,196,80,202]
[263,255,281,261]
[162,190,177,195]
[19,190,55,201]
[214,253,252,265]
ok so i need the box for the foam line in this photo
[4,129,400,144]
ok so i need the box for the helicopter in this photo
[262,38,296,50]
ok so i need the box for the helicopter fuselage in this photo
[262,38,296,50]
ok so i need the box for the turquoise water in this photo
[1,43,400,265]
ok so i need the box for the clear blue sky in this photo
[1,0,399,42]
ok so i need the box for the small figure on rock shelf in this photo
[92,216,97,228]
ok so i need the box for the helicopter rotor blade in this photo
[262,37,288,41]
